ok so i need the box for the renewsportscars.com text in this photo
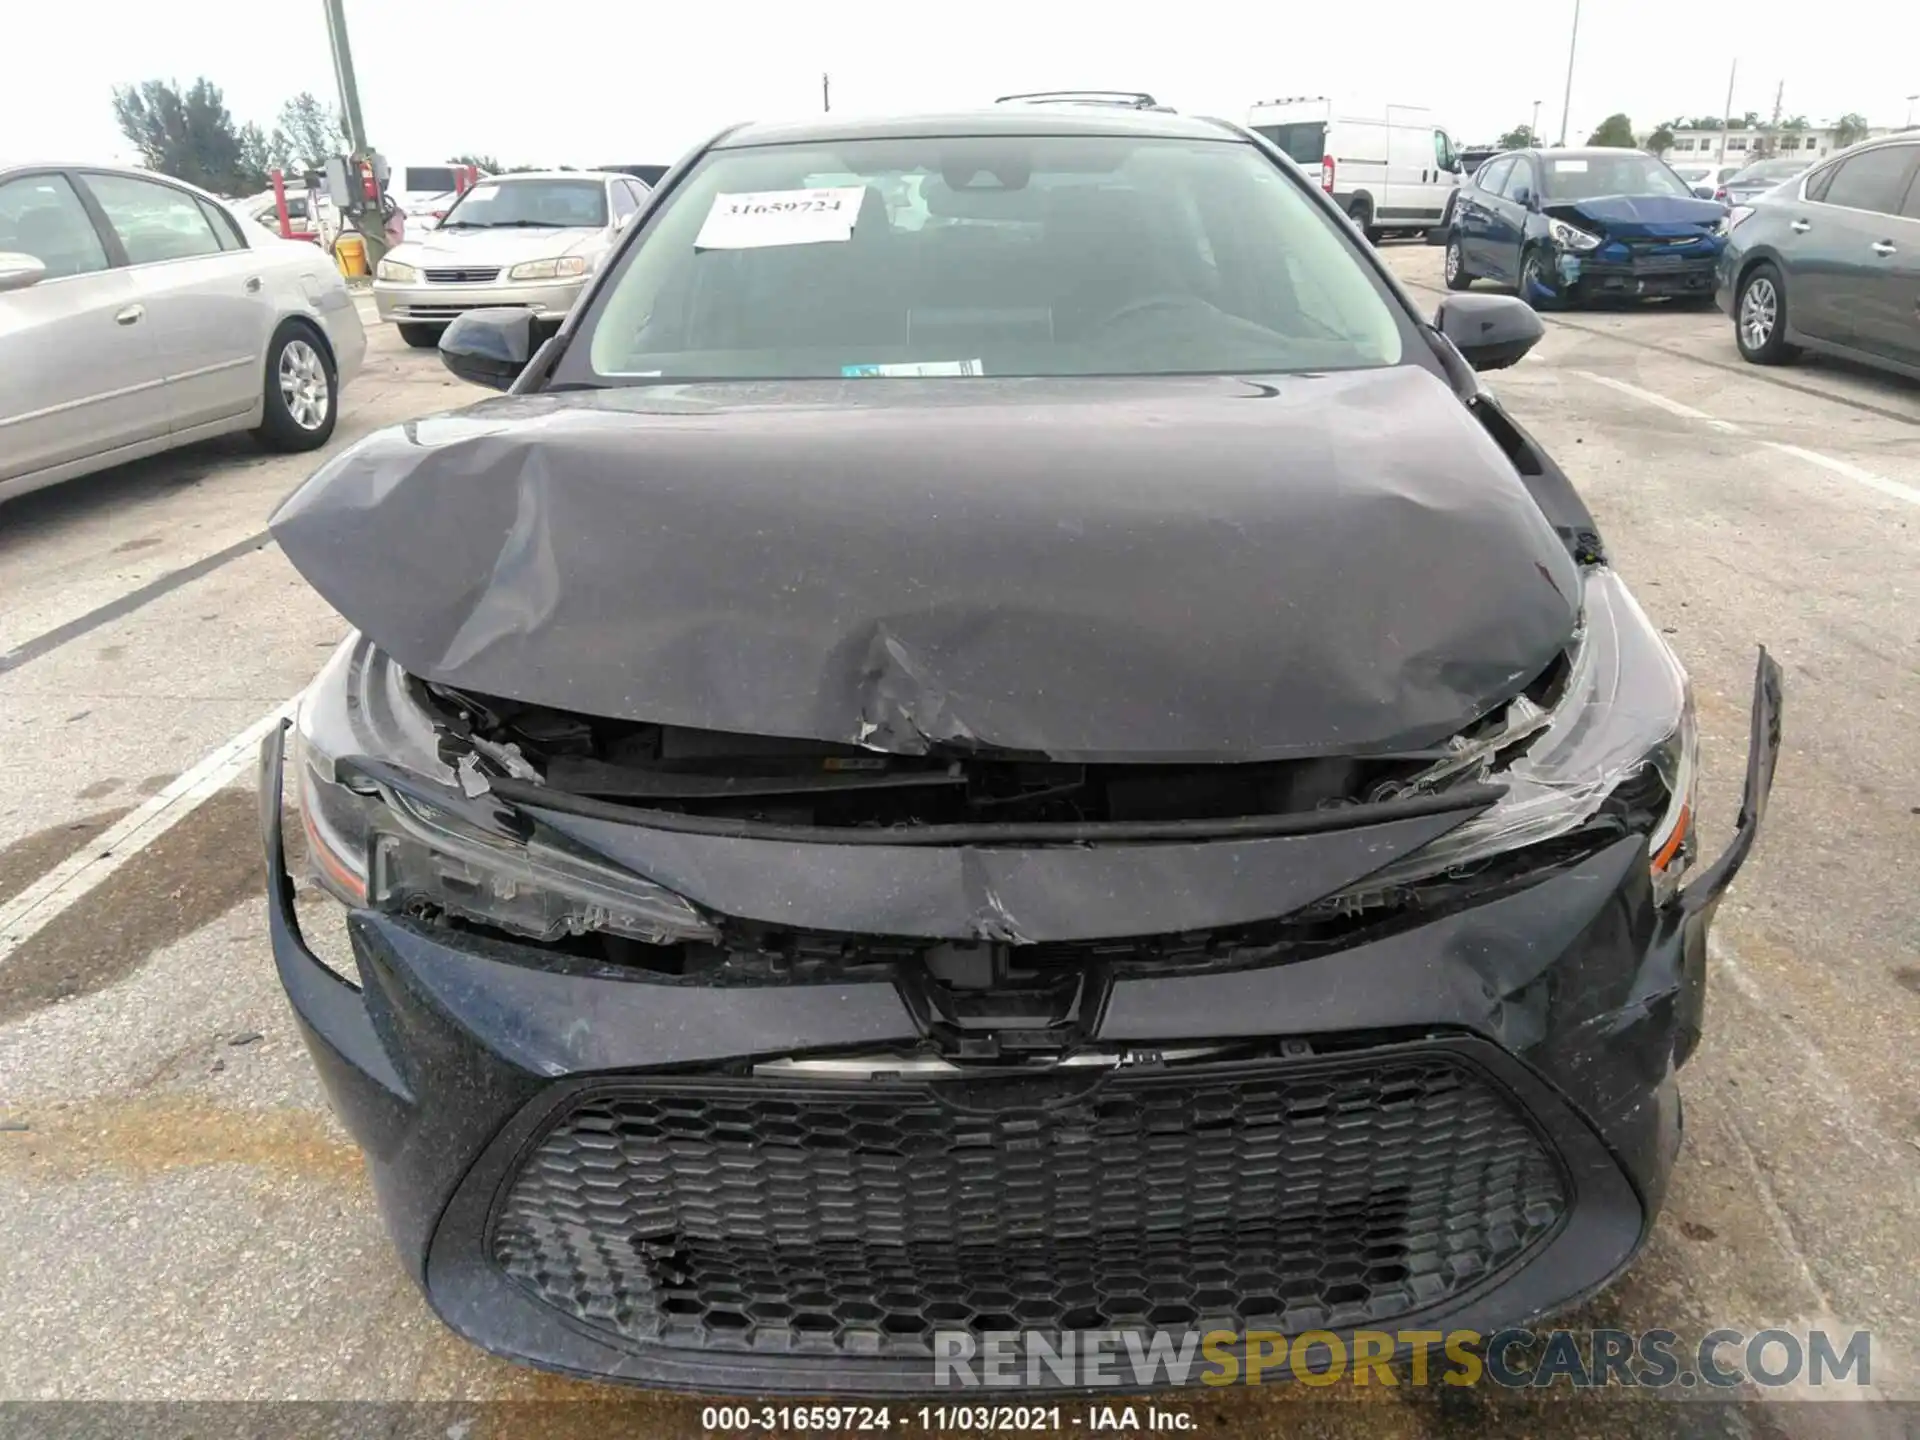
[932,1327,1872,1389]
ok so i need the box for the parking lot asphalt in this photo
[1,267,1915,1437]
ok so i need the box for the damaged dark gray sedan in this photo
[259,106,1781,1394]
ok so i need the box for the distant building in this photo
[1648,123,1896,165]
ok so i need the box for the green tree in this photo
[1780,115,1809,131]
[111,77,251,194]
[447,153,504,174]
[274,91,346,172]
[1497,124,1536,149]
[1586,112,1637,147]
[1647,124,1676,153]
[236,122,273,191]
[1832,113,1870,147]
[1682,115,1727,130]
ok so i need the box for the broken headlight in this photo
[1333,567,1698,905]
[1546,217,1602,253]
[292,636,717,945]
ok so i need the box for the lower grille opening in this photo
[489,1050,1568,1359]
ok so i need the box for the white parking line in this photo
[0,697,298,966]
[1571,370,1744,433]
[1572,370,1920,508]
[1761,442,1920,509]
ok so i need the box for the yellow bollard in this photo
[335,233,368,278]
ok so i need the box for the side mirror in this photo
[615,211,636,232]
[1435,293,1544,372]
[0,252,48,293]
[439,307,533,390]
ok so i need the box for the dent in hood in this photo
[1544,193,1727,235]
[270,370,1581,762]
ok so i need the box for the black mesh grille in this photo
[490,1052,1567,1358]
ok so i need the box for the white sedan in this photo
[0,163,366,505]
[372,171,648,347]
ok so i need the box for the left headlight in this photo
[1327,567,1697,906]
[507,255,590,281]
[375,258,419,282]
[292,637,717,946]
[1546,216,1602,253]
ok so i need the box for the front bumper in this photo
[257,653,1781,1395]
[1553,250,1721,301]
[372,278,586,327]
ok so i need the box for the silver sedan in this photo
[0,162,366,505]
[372,171,649,348]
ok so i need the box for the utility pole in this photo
[1718,58,1738,165]
[322,0,369,157]
[1531,98,1541,143]
[1555,0,1581,145]
[321,0,387,265]
[822,72,831,113]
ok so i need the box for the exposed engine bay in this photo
[414,646,1572,834]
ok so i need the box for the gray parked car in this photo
[0,163,366,505]
[1717,136,1920,379]
[1716,156,1813,207]
[372,171,649,347]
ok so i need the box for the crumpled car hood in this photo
[271,368,1581,762]
[1544,193,1727,236]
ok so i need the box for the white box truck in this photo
[1247,97,1463,241]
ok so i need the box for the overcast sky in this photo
[8,0,1918,170]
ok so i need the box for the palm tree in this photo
[1832,113,1870,148]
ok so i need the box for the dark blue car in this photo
[1444,147,1730,308]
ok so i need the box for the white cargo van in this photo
[388,163,486,234]
[1247,98,1462,240]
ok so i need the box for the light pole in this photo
[1908,93,1917,129]
[1555,0,1581,145]
[1718,58,1738,165]
[1532,99,1542,143]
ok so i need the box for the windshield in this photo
[1541,153,1692,200]
[582,134,1406,383]
[440,179,607,229]
[1733,159,1808,182]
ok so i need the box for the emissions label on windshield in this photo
[694,187,866,249]
[842,360,984,377]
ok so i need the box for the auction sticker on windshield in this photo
[695,187,866,249]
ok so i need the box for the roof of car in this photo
[1509,147,1653,161]
[713,108,1235,149]
[482,169,628,182]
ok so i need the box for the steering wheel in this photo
[1084,292,1211,335]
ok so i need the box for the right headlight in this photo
[1328,567,1696,905]
[292,637,717,946]
[1546,216,1603,253]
